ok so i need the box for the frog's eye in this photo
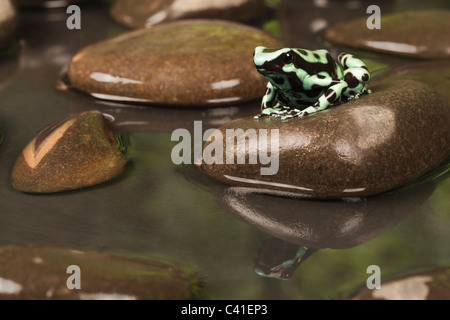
[282,52,294,64]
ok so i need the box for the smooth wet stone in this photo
[350,267,450,300]
[325,10,450,59]
[200,80,450,199]
[0,245,200,300]
[67,19,283,106]
[0,0,18,49]
[11,111,127,193]
[111,0,266,29]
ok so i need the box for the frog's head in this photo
[253,46,298,89]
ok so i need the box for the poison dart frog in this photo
[253,46,371,120]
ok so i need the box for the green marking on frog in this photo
[253,46,371,120]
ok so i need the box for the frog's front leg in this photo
[255,82,286,118]
[285,80,348,119]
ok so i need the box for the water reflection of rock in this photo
[69,96,258,134]
[0,244,200,300]
[209,178,436,278]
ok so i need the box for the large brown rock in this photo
[200,80,450,199]
[11,111,127,193]
[111,0,266,29]
[325,10,450,59]
[67,19,283,107]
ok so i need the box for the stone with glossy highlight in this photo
[325,10,450,59]
[200,80,450,199]
[11,111,127,193]
[67,19,283,106]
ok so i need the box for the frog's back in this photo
[292,48,340,78]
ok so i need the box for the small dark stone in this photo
[325,10,450,59]
[67,20,283,106]
[11,111,127,193]
[110,0,266,29]
[200,80,450,199]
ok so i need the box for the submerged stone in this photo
[325,10,450,59]
[11,111,127,193]
[0,245,200,300]
[200,80,450,199]
[351,267,450,300]
[111,0,266,29]
[67,19,283,107]
[0,0,18,49]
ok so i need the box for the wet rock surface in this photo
[350,267,450,300]
[67,19,283,107]
[325,10,450,59]
[111,0,266,29]
[11,111,127,193]
[0,245,200,300]
[200,80,450,199]
[0,0,18,49]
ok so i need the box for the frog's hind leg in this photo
[338,53,371,100]
[288,80,348,119]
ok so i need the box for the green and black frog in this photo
[253,46,371,120]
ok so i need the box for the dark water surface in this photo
[0,1,449,299]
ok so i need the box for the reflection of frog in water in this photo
[254,236,316,280]
[253,46,371,120]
